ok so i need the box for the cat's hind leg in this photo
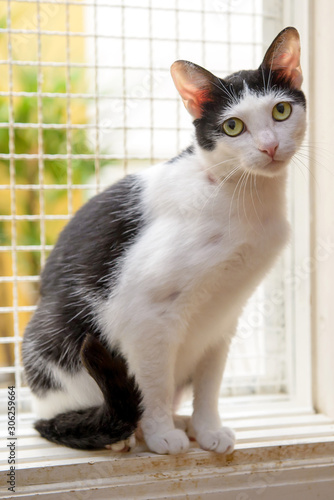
[34,335,143,450]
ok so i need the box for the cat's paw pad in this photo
[106,434,136,452]
[146,429,189,455]
[197,426,235,454]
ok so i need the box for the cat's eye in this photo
[272,102,292,121]
[222,118,244,137]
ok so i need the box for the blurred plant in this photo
[0,66,109,372]
[0,67,109,273]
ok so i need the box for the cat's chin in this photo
[251,159,289,178]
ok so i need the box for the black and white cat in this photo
[22,27,306,455]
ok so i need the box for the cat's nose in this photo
[259,143,278,159]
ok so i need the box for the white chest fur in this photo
[98,157,289,388]
[141,157,289,282]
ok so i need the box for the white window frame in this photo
[308,0,334,420]
[283,0,313,409]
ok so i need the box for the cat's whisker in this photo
[250,173,265,232]
[201,156,239,175]
[261,66,266,93]
[266,62,272,93]
[292,153,320,187]
[294,150,334,184]
[241,170,253,227]
[237,170,249,225]
[230,84,239,103]
[242,170,256,231]
[240,170,248,223]
[299,142,334,158]
[229,169,247,236]
[290,156,309,185]
[253,174,264,208]
[217,164,243,189]
[297,143,334,176]
[297,144,333,158]
[295,149,334,175]
[211,79,235,102]
[197,164,242,219]
[211,165,241,189]
[266,37,286,92]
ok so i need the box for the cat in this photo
[22,27,306,455]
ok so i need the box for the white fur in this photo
[33,364,103,419]
[35,87,306,455]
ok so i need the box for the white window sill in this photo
[1,398,334,499]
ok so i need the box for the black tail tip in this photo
[34,417,58,442]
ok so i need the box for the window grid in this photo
[6,0,21,405]
[0,0,287,412]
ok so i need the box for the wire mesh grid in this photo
[0,0,287,412]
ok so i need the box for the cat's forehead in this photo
[217,68,306,114]
[221,85,289,120]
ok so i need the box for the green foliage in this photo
[0,67,109,275]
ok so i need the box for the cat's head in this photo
[171,27,306,179]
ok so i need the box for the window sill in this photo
[1,399,334,499]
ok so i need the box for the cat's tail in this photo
[34,334,143,450]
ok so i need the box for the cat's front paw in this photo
[196,426,235,454]
[146,429,189,455]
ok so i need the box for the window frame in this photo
[282,0,313,409]
[2,1,334,497]
[308,0,334,419]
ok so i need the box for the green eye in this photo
[222,118,244,137]
[272,102,292,121]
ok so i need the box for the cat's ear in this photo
[260,27,303,89]
[170,60,217,119]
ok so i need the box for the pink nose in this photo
[259,143,278,159]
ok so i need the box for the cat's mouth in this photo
[254,158,288,177]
